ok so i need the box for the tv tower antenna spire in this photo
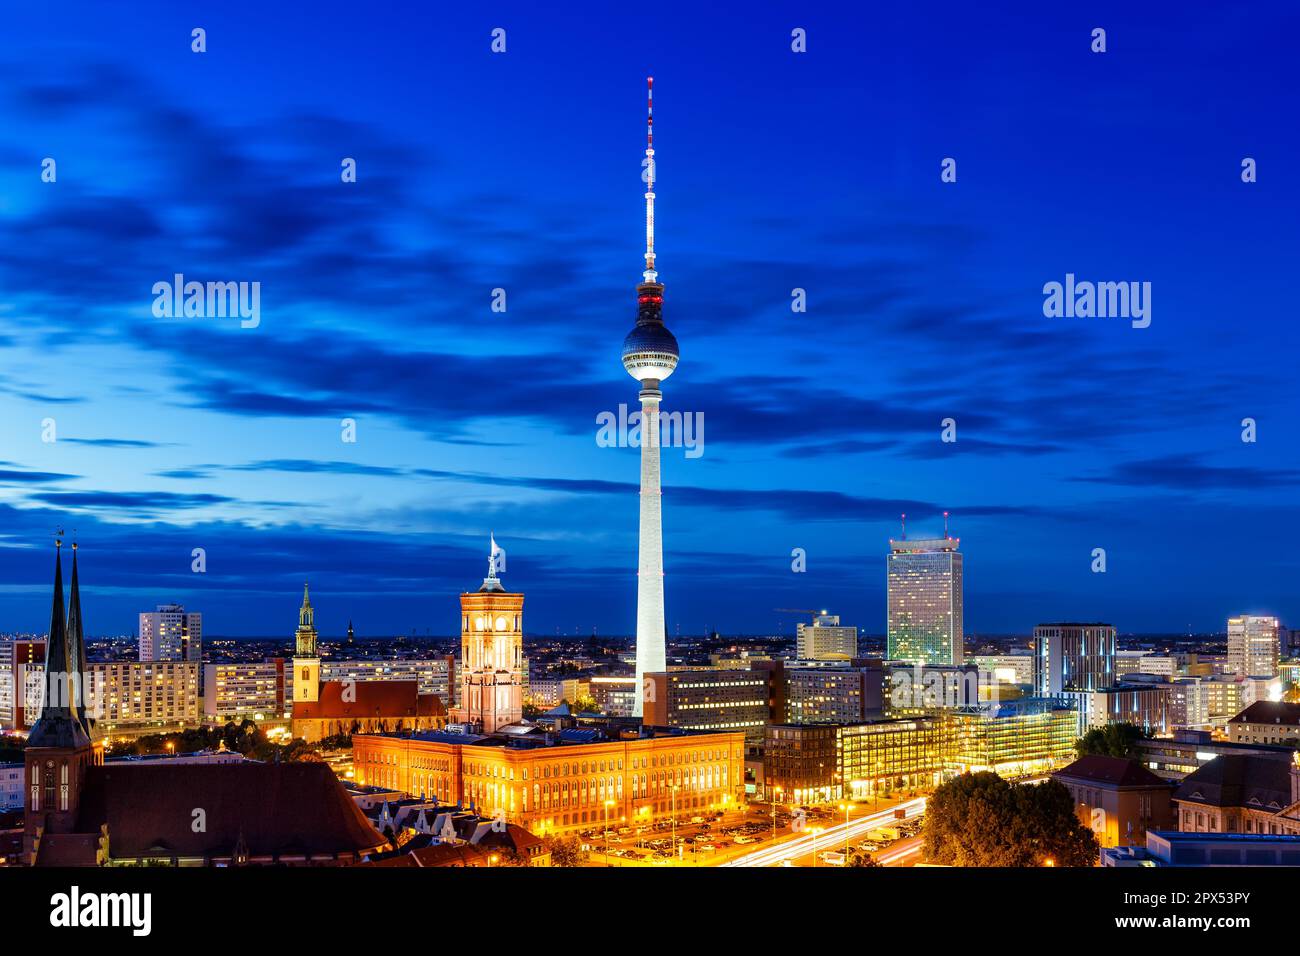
[643,76,657,284]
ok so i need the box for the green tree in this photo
[1074,722,1144,759]
[521,703,542,719]
[544,835,589,867]
[924,771,1099,867]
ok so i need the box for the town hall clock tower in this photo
[454,537,524,733]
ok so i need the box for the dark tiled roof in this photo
[74,761,385,860]
[1054,755,1170,789]
[1174,755,1294,810]
[34,832,101,867]
[1228,701,1300,727]
[292,680,446,721]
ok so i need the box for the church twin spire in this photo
[28,535,92,749]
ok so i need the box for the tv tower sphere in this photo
[622,316,679,383]
[622,75,678,385]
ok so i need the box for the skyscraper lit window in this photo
[887,536,963,665]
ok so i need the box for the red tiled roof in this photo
[1053,755,1170,788]
[72,761,385,862]
[292,680,446,721]
[407,843,490,867]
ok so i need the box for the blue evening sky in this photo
[1,1,1297,637]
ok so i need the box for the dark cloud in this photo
[1073,455,1300,492]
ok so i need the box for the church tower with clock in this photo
[293,582,320,704]
[454,536,524,733]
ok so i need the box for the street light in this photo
[840,802,851,856]
[604,799,615,865]
[670,786,680,862]
[810,826,823,867]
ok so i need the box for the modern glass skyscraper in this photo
[887,536,963,665]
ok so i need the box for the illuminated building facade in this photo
[796,612,858,660]
[589,676,637,717]
[764,698,1077,804]
[887,535,963,665]
[838,718,947,800]
[203,659,287,722]
[762,724,841,804]
[352,724,745,835]
[292,583,320,705]
[946,698,1079,777]
[1070,685,1170,736]
[643,665,779,748]
[970,654,1033,687]
[452,537,524,733]
[1173,753,1300,837]
[1052,755,1175,848]
[1228,614,1281,678]
[0,639,45,731]
[1032,622,1116,696]
[138,604,202,662]
[87,660,200,733]
[1226,700,1300,746]
[785,661,883,724]
[323,656,456,705]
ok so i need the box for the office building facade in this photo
[796,612,858,660]
[1032,623,1116,697]
[138,604,202,662]
[1228,615,1280,678]
[887,536,963,665]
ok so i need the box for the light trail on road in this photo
[721,796,927,867]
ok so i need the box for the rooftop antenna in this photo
[900,513,906,540]
[943,511,950,539]
[643,76,657,284]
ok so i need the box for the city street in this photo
[722,796,927,867]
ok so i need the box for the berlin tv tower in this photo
[622,76,679,717]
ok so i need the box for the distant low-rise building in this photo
[1173,753,1300,836]
[969,654,1033,687]
[1,762,23,809]
[1134,729,1293,780]
[796,612,858,660]
[1103,829,1300,867]
[1226,700,1300,748]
